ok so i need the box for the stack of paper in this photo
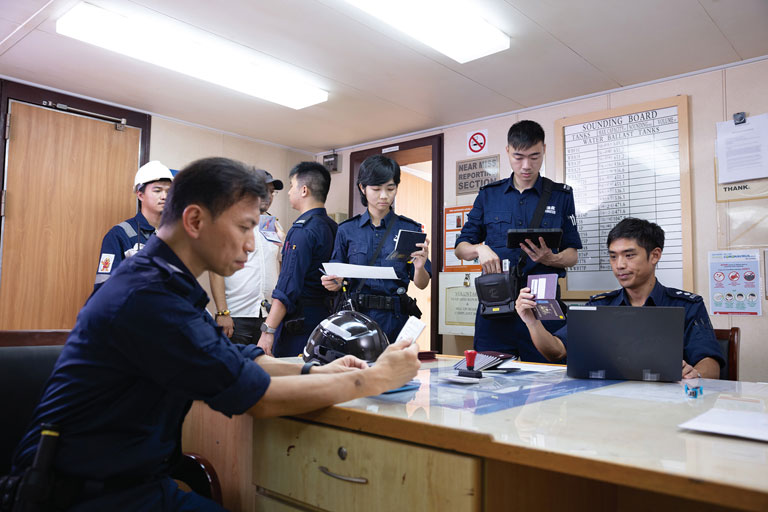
[453,353,503,371]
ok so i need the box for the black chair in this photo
[0,331,222,505]
[714,327,740,381]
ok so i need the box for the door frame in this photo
[1,79,152,194]
[349,134,444,352]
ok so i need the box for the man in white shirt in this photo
[210,169,284,344]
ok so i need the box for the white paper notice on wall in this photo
[716,113,768,184]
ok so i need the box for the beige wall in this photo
[149,117,311,311]
[329,59,768,382]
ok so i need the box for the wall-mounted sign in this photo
[444,205,481,272]
[466,129,488,156]
[709,250,762,316]
[456,154,499,196]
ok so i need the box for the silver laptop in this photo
[566,306,684,382]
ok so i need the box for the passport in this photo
[386,229,427,261]
[527,274,565,321]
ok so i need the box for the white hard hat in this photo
[134,161,173,191]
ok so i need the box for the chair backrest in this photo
[714,327,740,381]
[0,344,64,474]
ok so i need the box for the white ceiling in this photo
[1,0,767,154]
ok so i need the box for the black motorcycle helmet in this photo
[303,310,390,364]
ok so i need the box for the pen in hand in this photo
[318,268,342,287]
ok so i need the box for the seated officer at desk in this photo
[515,217,723,379]
[9,157,419,511]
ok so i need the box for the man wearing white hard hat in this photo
[93,160,174,291]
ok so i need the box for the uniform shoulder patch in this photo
[97,253,115,274]
[588,289,620,303]
[479,179,505,190]
[665,287,702,302]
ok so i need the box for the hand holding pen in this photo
[319,267,343,292]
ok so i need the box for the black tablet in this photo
[507,228,563,249]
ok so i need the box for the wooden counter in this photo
[182,358,768,511]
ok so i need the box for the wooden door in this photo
[0,101,140,329]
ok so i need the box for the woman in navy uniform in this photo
[322,155,431,342]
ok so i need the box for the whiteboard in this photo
[555,96,693,298]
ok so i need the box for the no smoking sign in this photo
[466,129,488,156]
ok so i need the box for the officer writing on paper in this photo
[321,155,431,342]
[454,120,581,361]
[515,218,723,379]
[9,157,419,511]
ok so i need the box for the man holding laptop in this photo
[515,217,724,379]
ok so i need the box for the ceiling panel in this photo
[0,0,50,24]
[0,0,766,153]
[510,0,740,86]
[700,0,768,60]
[0,17,18,42]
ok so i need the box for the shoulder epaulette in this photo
[588,289,620,302]
[339,214,361,226]
[665,287,702,302]
[396,213,421,227]
[542,176,572,193]
[479,179,506,190]
[152,256,197,297]
[293,216,315,228]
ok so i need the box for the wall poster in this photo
[555,96,693,299]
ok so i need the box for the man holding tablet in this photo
[515,218,723,379]
[455,120,581,361]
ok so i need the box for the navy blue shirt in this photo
[555,280,724,367]
[94,211,156,291]
[13,236,270,479]
[456,174,582,359]
[332,209,432,296]
[456,174,582,276]
[272,207,337,314]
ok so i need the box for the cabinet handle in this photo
[318,466,368,484]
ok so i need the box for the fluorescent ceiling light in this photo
[56,2,328,109]
[345,0,509,63]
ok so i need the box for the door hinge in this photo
[1,190,6,218]
[3,113,9,140]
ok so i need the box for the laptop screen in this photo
[566,306,684,382]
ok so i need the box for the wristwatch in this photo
[260,322,277,334]
[301,361,320,375]
[215,309,230,318]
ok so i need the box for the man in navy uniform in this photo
[455,120,582,361]
[515,217,724,379]
[257,162,338,358]
[94,160,174,291]
[321,155,431,342]
[10,157,420,511]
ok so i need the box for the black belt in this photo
[353,294,398,311]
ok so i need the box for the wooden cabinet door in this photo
[0,101,140,328]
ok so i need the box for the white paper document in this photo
[497,360,565,373]
[395,316,426,345]
[716,113,768,184]
[322,262,398,280]
[679,408,768,442]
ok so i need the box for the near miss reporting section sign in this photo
[456,154,500,196]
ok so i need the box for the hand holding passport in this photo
[527,274,565,321]
[386,229,427,261]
